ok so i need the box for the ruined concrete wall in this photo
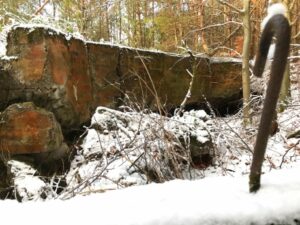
[0,26,242,132]
[0,102,68,157]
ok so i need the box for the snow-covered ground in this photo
[1,166,300,225]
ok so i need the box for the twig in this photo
[60,155,119,200]
[128,152,145,170]
[204,97,253,154]
[217,0,242,14]
[193,21,242,32]
[279,140,300,169]
[208,25,242,56]
[175,69,195,116]
[32,0,50,16]
[222,118,253,154]
[135,51,164,115]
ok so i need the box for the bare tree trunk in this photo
[199,1,209,54]
[105,2,110,41]
[119,0,122,43]
[279,63,290,111]
[216,0,251,124]
[242,0,251,125]
[279,0,291,112]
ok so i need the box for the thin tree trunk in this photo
[279,0,291,112]
[119,1,122,43]
[242,0,251,126]
[279,63,291,111]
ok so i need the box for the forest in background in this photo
[0,0,299,57]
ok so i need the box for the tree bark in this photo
[242,0,251,126]
[279,0,291,112]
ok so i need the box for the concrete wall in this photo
[0,26,242,131]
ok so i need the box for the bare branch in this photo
[217,0,242,14]
[175,68,194,116]
[289,0,297,11]
[32,0,50,16]
[174,50,196,115]
[293,31,300,39]
[279,140,300,169]
[196,21,242,32]
[208,25,242,56]
[290,17,299,26]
